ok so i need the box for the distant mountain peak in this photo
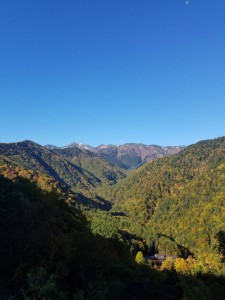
[5,140,41,147]
[62,142,93,150]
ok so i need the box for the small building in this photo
[146,253,177,266]
[154,253,167,260]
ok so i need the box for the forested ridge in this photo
[97,137,225,262]
[0,140,126,193]
[52,147,126,185]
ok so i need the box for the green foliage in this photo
[0,175,122,298]
[21,267,59,299]
[0,156,65,193]
[85,210,123,241]
[98,137,225,262]
[54,147,126,185]
[0,175,179,299]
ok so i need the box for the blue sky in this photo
[0,0,225,146]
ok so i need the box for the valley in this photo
[1,137,225,299]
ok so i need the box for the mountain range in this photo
[0,140,184,195]
[46,142,184,169]
[1,137,225,299]
[0,140,124,192]
[1,137,225,258]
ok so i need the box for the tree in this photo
[161,257,174,270]
[174,258,189,274]
[135,251,145,264]
[21,267,60,299]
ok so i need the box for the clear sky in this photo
[0,0,225,147]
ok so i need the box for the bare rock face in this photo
[94,144,184,169]
[55,142,185,170]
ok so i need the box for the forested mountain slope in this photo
[1,174,225,299]
[0,175,124,299]
[99,137,225,258]
[0,174,189,300]
[0,154,65,193]
[0,141,126,192]
[52,147,126,185]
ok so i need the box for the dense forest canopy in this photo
[97,138,225,259]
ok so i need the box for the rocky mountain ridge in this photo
[46,142,185,169]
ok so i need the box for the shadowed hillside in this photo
[1,175,225,299]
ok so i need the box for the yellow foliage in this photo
[174,258,189,274]
[161,257,174,270]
